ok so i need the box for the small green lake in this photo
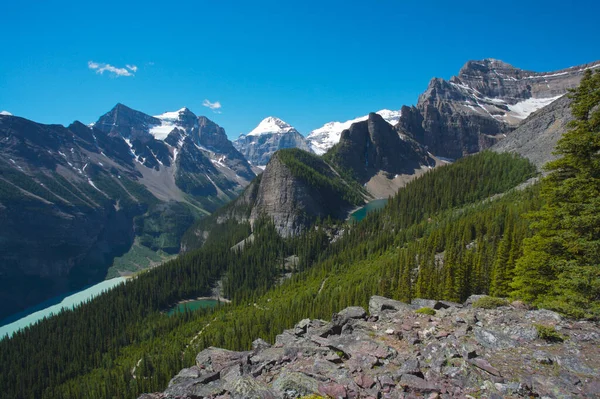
[349,199,389,223]
[168,299,220,315]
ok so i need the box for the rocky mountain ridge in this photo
[306,109,402,155]
[95,104,255,192]
[141,295,600,398]
[324,113,437,198]
[233,117,313,166]
[398,59,600,159]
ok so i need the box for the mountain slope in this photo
[323,113,436,197]
[0,151,540,399]
[399,59,600,159]
[306,109,402,155]
[0,104,256,321]
[0,114,197,320]
[233,117,313,166]
[490,94,573,169]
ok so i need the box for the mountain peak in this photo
[154,107,196,121]
[306,109,402,155]
[459,59,518,77]
[0,110,12,116]
[247,116,295,136]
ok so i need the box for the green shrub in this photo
[416,307,436,315]
[534,324,565,343]
[472,296,509,309]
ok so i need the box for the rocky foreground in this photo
[140,296,600,398]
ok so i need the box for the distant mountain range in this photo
[233,117,313,166]
[0,105,254,320]
[1,57,598,322]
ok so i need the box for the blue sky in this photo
[1,0,598,139]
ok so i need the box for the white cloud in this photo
[88,61,135,77]
[202,99,222,113]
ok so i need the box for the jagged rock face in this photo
[456,59,591,100]
[0,115,151,320]
[94,103,159,141]
[329,113,435,183]
[399,59,599,159]
[306,109,402,155]
[94,104,255,199]
[491,95,573,169]
[140,296,600,399]
[233,117,313,166]
[175,137,237,197]
[249,153,349,237]
[195,117,255,181]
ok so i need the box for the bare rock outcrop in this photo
[399,59,599,159]
[140,296,600,398]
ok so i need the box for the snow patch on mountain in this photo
[247,116,294,136]
[449,81,564,123]
[506,95,564,119]
[0,111,13,116]
[307,109,401,155]
[149,108,196,140]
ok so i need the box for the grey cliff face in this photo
[140,295,600,399]
[249,153,346,237]
[399,59,599,159]
[330,113,435,183]
[233,130,313,166]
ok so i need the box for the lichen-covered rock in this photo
[140,295,600,399]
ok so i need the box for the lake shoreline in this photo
[176,295,231,305]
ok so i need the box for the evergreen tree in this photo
[511,70,600,318]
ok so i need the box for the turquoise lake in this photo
[168,299,220,315]
[349,199,389,222]
[0,277,127,340]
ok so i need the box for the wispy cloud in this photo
[202,99,222,113]
[88,61,137,77]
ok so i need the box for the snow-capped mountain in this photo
[149,107,199,140]
[94,104,255,202]
[306,109,402,155]
[95,104,254,182]
[233,116,312,166]
[247,116,296,136]
[399,59,600,159]
[0,111,12,116]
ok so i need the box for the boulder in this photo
[368,296,411,316]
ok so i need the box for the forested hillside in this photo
[0,149,541,399]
